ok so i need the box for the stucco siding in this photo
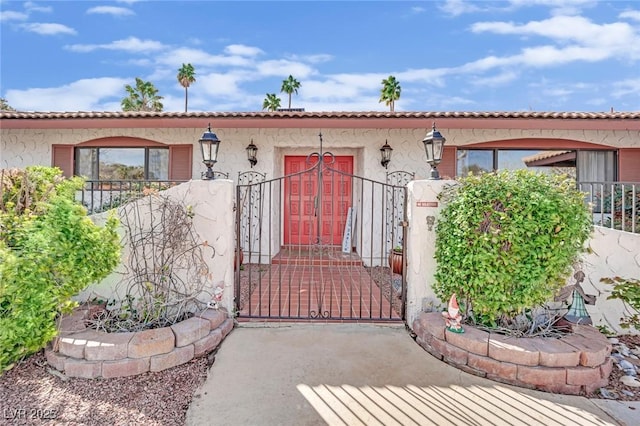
[2,126,638,181]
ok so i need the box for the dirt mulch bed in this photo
[0,352,211,425]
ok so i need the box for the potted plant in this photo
[389,245,404,275]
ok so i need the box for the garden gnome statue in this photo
[442,293,464,333]
[210,281,224,309]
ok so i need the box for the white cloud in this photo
[287,54,333,64]
[256,60,316,78]
[411,6,426,14]
[65,37,165,53]
[5,77,129,111]
[470,15,640,63]
[471,71,519,87]
[620,10,640,22]
[155,47,254,68]
[301,79,367,100]
[20,22,76,35]
[224,44,264,57]
[198,73,244,97]
[507,0,596,15]
[0,10,28,22]
[24,1,52,13]
[612,78,640,97]
[439,0,481,16]
[87,6,135,17]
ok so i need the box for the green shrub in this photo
[434,170,592,327]
[603,276,640,330]
[0,167,120,372]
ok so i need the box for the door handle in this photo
[313,195,318,216]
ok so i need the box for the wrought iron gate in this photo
[234,135,408,321]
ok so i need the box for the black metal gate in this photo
[234,135,408,321]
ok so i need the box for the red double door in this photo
[283,156,353,245]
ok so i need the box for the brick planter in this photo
[46,308,234,378]
[413,311,612,395]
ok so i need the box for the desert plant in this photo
[434,170,592,327]
[0,167,120,372]
[603,276,640,330]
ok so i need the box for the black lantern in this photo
[246,139,258,168]
[422,122,446,180]
[199,124,221,180]
[380,140,393,169]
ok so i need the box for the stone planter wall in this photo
[45,308,234,379]
[413,312,613,395]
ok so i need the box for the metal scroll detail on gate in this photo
[237,171,266,263]
[305,132,335,318]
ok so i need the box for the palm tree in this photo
[262,93,282,111]
[177,63,196,112]
[121,77,164,112]
[379,75,401,112]
[0,98,16,111]
[280,75,301,109]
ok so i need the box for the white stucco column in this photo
[405,179,455,327]
[180,179,236,312]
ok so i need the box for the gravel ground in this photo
[0,352,211,426]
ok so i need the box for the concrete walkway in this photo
[186,323,638,426]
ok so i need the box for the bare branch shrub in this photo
[88,192,215,332]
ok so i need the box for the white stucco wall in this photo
[77,179,236,313]
[2,126,639,182]
[581,227,640,335]
[404,179,453,325]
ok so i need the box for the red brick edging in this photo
[45,308,234,378]
[413,312,613,395]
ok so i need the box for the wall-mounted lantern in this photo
[422,122,446,180]
[380,140,393,169]
[198,124,221,180]
[246,139,258,168]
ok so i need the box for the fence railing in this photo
[79,180,186,214]
[578,181,639,233]
[79,179,640,233]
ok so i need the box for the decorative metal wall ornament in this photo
[426,215,436,231]
[201,171,229,179]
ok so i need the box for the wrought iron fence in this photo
[578,181,639,233]
[79,180,186,214]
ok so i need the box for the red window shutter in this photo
[51,145,74,177]
[439,146,457,179]
[169,145,193,180]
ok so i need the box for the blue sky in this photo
[1,0,639,113]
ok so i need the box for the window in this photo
[75,147,169,181]
[456,149,616,182]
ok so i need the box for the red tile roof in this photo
[1,111,639,120]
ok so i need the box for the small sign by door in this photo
[342,207,353,253]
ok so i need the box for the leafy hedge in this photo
[0,167,120,372]
[434,170,592,326]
